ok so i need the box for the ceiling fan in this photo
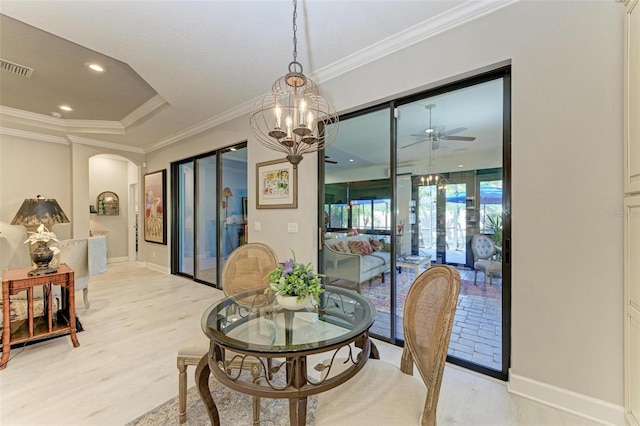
[401,104,476,149]
[324,156,338,164]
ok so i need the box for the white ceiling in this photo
[0,0,508,155]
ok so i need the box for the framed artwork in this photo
[144,169,167,244]
[256,159,297,209]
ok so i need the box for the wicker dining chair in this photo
[176,243,278,424]
[315,265,460,426]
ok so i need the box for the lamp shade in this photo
[11,197,70,226]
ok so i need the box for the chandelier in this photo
[249,0,339,166]
[416,173,449,190]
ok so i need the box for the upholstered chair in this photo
[54,239,91,308]
[470,234,502,285]
[176,243,278,424]
[315,265,461,426]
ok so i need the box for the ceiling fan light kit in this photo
[250,0,339,167]
[402,103,476,149]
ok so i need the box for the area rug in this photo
[332,270,501,315]
[126,372,317,426]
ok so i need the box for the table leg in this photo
[195,353,220,426]
[289,397,307,426]
[1,284,11,370]
[67,280,79,348]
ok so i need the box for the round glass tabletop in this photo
[201,285,376,354]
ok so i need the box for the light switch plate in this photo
[254,221,261,231]
[287,223,298,233]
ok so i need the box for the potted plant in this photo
[486,213,503,261]
[267,251,324,310]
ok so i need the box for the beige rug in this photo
[126,373,317,426]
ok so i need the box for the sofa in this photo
[323,234,391,293]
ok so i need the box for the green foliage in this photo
[487,213,502,244]
[267,250,325,302]
[486,213,502,260]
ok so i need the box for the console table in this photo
[1,264,80,370]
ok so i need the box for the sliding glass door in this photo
[321,67,510,380]
[172,143,247,287]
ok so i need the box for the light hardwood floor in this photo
[1,263,597,425]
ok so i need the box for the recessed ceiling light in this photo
[58,105,73,112]
[349,159,354,162]
[458,164,464,168]
[86,63,105,72]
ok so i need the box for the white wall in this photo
[0,1,625,422]
[319,3,623,420]
[146,1,625,422]
[0,134,72,271]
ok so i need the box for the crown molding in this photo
[1,94,166,135]
[150,0,519,151]
[67,135,145,154]
[64,119,125,134]
[313,0,519,83]
[0,106,67,132]
[0,127,68,144]
[121,94,168,128]
[146,98,255,153]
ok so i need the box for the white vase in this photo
[276,294,311,311]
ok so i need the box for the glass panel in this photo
[418,184,437,260]
[396,78,504,372]
[195,154,217,284]
[177,161,194,275]
[322,107,392,340]
[445,182,466,265]
[219,148,248,276]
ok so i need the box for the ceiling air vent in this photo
[0,58,34,78]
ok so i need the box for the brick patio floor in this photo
[368,267,503,372]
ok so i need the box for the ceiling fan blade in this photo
[324,156,338,164]
[401,139,428,149]
[440,126,468,136]
[440,135,476,141]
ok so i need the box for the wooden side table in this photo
[1,264,79,370]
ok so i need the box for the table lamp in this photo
[11,195,70,275]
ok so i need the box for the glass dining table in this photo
[196,285,378,425]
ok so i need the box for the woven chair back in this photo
[403,264,460,425]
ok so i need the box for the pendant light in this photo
[249,0,339,166]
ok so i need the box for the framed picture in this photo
[242,197,248,220]
[144,169,167,244]
[256,159,297,209]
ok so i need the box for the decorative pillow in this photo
[369,237,384,252]
[332,240,350,253]
[348,239,372,255]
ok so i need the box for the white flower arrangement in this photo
[24,224,59,245]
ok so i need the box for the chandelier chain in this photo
[292,0,298,62]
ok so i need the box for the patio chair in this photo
[471,233,502,285]
[315,265,460,426]
[176,243,278,424]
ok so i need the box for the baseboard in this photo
[108,256,129,264]
[140,261,169,274]
[508,370,625,425]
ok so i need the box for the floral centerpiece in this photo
[267,251,324,309]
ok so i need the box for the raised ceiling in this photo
[0,1,512,153]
